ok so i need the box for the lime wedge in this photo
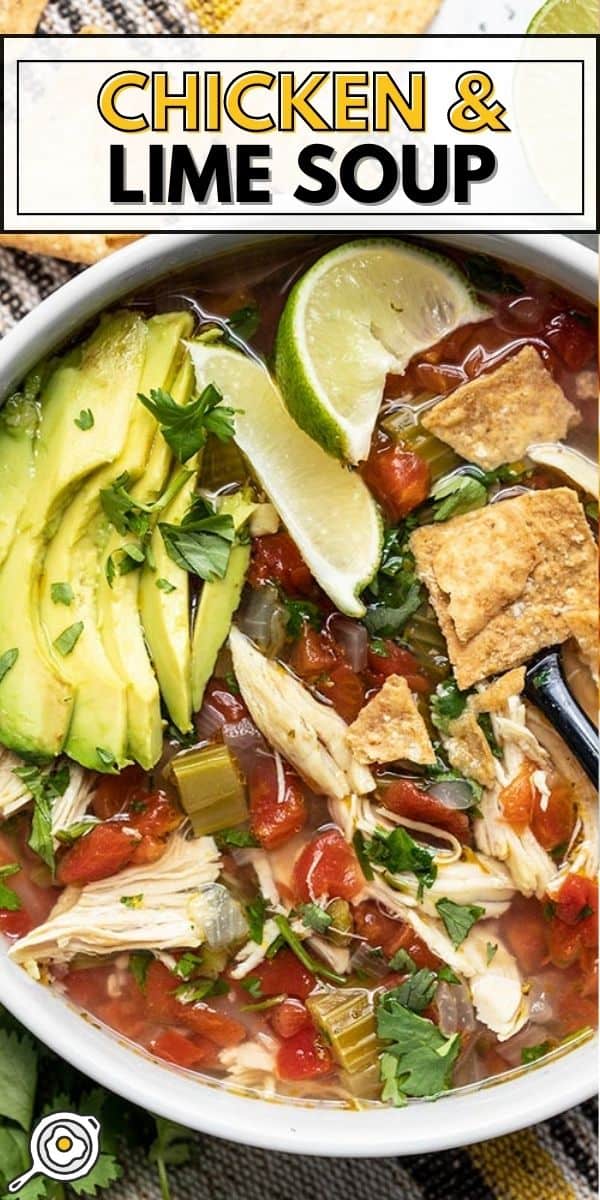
[186,342,382,617]
[275,239,489,464]
[528,0,598,31]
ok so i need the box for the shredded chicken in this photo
[220,1037,278,1095]
[230,626,374,801]
[0,748,97,846]
[230,917,280,980]
[9,830,220,972]
[473,692,556,899]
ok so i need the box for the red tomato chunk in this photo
[293,828,364,904]
[270,998,311,1039]
[249,533,314,595]
[249,759,307,850]
[254,949,315,1000]
[381,779,472,845]
[361,434,430,522]
[276,1027,334,1080]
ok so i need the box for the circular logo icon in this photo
[8,1112,101,1192]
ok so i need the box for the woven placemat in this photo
[0,238,598,1198]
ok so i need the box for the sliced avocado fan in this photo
[0,313,147,760]
[38,313,192,773]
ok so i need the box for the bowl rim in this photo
[0,231,597,1156]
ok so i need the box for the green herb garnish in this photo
[74,408,94,430]
[159,502,235,582]
[129,950,153,992]
[283,598,323,639]
[521,1042,551,1065]
[0,865,21,912]
[139,384,236,464]
[363,826,437,898]
[297,902,332,934]
[246,893,268,944]
[435,898,485,947]
[50,581,74,606]
[156,577,176,593]
[120,894,144,909]
[430,677,468,733]
[274,914,346,985]
[0,648,18,684]
[14,760,70,872]
[377,993,460,1105]
[430,474,488,523]
[363,520,423,638]
[215,827,258,849]
[53,620,84,656]
[174,978,229,1004]
[385,968,438,1014]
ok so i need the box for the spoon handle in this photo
[524,648,598,785]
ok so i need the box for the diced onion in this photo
[436,979,477,1036]
[222,718,267,776]
[328,616,368,674]
[427,781,473,811]
[191,883,249,948]
[236,585,288,658]
[194,698,227,743]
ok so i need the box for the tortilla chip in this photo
[221,0,440,32]
[432,503,541,642]
[0,234,141,265]
[445,710,496,788]
[347,674,435,766]
[471,668,526,714]
[422,347,580,471]
[568,609,599,683]
[0,0,45,32]
[411,488,598,689]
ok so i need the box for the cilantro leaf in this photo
[246,893,268,944]
[156,577,176,593]
[486,941,498,965]
[385,968,438,1013]
[0,864,21,911]
[430,677,468,733]
[521,1041,551,1065]
[215,827,258,849]
[174,979,229,1004]
[297,902,332,934]
[380,1050,407,1107]
[172,952,204,981]
[0,1027,37,1130]
[149,1117,194,1200]
[54,819,98,845]
[363,522,423,638]
[283,599,322,639]
[430,474,487,523]
[74,408,94,431]
[438,964,461,984]
[158,511,234,582]
[15,761,70,872]
[0,648,18,684]
[0,1126,48,1199]
[50,582,74,606]
[139,384,236,464]
[226,303,260,342]
[70,1153,122,1195]
[363,826,437,897]
[53,621,84,656]
[120,894,144,909]
[129,950,153,991]
[388,948,417,974]
[241,976,263,999]
[435,897,485,947]
[376,994,460,1102]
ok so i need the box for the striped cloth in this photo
[0,238,598,1199]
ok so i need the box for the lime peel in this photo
[275,239,489,465]
[528,0,598,32]
[185,341,383,618]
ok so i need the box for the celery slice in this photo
[171,743,247,836]
[403,604,450,684]
[388,420,462,482]
[306,989,381,1076]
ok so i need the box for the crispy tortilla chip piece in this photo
[0,234,140,265]
[568,609,599,683]
[347,674,435,766]
[0,0,45,32]
[445,710,496,788]
[422,347,580,471]
[410,488,598,689]
[220,0,440,32]
[471,668,526,714]
[432,503,540,642]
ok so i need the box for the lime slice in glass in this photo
[528,0,598,32]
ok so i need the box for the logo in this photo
[7,1112,101,1193]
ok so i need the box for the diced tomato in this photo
[200,679,248,726]
[554,875,598,937]
[270,998,311,1039]
[292,829,364,904]
[56,823,138,886]
[557,979,598,1035]
[0,909,33,938]
[530,781,576,853]
[367,641,430,694]
[149,1029,213,1069]
[353,900,442,968]
[547,920,583,969]
[129,836,168,867]
[254,948,316,1001]
[249,758,307,850]
[361,434,430,522]
[504,900,548,974]
[544,310,596,371]
[181,1005,246,1048]
[381,779,472,845]
[319,664,365,723]
[92,765,147,821]
[144,960,180,1020]
[276,1027,334,1080]
[248,533,313,595]
[127,792,182,840]
[290,627,339,678]
[499,762,536,832]
[63,965,110,1011]
[97,998,146,1039]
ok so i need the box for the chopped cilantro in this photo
[240,976,263,999]
[274,914,346,985]
[352,829,374,881]
[50,581,74,606]
[174,978,229,1004]
[53,620,84,656]
[438,964,461,985]
[430,677,468,733]
[385,968,438,1013]
[55,819,98,845]
[226,302,260,342]
[96,746,118,771]
[215,827,258,849]
[172,952,204,981]
[0,865,21,912]
[435,898,485,947]
[14,760,70,872]
[363,825,437,898]
[156,577,176,593]
[486,942,498,965]
[139,383,236,464]
[521,1042,551,1065]
[430,473,487,523]
[388,948,417,974]
[129,950,153,991]
[363,521,423,638]
[377,992,460,1103]
[0,648,18,684]
[159,506,235,582]
[74,407,94,430]
[297,902,332,934]
[246,893,268,944]
[120,894,144,909]
[283,598,322,639]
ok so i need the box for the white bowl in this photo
[0,233,597,1156]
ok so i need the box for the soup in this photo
[0,236,597,1107]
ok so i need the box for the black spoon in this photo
[524,648,598,785]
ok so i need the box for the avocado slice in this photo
[39,313,192,772]
[0,371,45,567]
[97,325,194,769]
[0,313,148,759]
[190,491,256,712]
